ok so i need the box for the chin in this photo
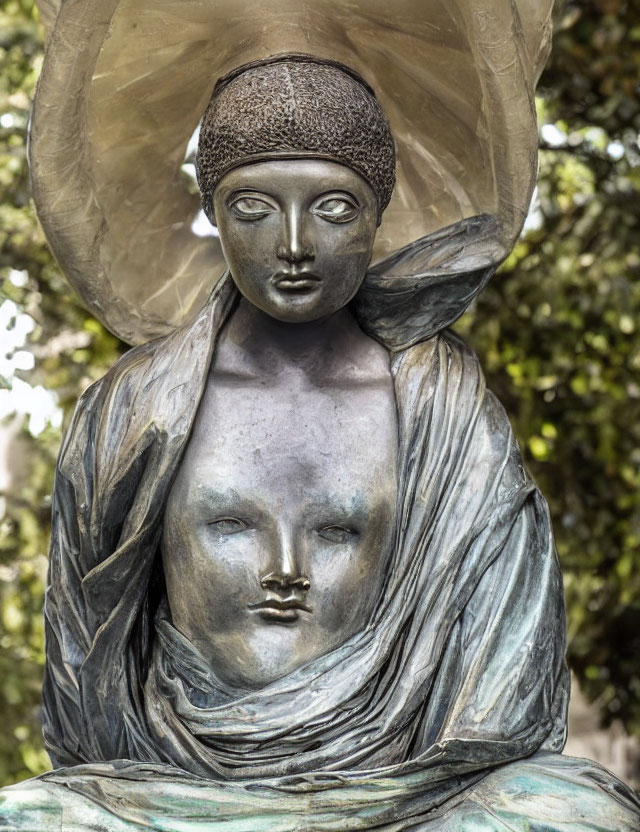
[256,287,360,323]
[229,653,313,691]
[267,309,329,324]
[258,299,335,324]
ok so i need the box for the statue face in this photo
[161,364,397,690]
[213,159,378,323]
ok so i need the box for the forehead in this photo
[214,159,375,200]
[175,381,397,514]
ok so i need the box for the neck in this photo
[216,295,392,385]
[223,297,361,373]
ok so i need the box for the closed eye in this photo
[317,525,358,544]
[207,517,248,535]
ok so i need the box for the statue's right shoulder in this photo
[58,278,236,480]
[69,277,236,434]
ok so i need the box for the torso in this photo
[162,301,399,688]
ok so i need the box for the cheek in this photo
[220,233,256,274]
[163,522,258,624]
[321,226,376,276]
[219,219,273,264]
[310,540,386,629]
[219,230,277,300]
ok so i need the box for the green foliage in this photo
[0,0,123,785]
[457,0,640,736]
[0,0,638,788]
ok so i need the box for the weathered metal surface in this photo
[3,5,638,829]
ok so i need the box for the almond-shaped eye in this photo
[317,525,357,544]
[208,517,248,535]
[312,196,359,223]
[229,196,277,220]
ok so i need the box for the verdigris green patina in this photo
[2,755,640,829]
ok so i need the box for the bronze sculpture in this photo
[1,2,640,830]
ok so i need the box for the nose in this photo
[260,529,310,593]
[260,572,311,593]
[276,205,314,265]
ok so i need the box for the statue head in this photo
[196,55,396,322]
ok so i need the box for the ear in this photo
[202,197,217,229]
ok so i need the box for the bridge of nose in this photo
[278,200,314,262]
[259,514,310,586]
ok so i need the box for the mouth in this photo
[247,597,313,624]
[272,272,322,293]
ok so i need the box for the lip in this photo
[248,597,313,624]
[273,272,322,292]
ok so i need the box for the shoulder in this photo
[394,329,482,376]
[391,330,487,411]
[77,275,236,410]
[55,284,234,487]
[397,330,512,419]
[393,331,526,482]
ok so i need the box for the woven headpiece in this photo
[196,55,396,221]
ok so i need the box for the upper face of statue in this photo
[212,159,379,323]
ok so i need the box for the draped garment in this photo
[1,217,639,829]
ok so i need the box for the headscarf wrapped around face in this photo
[196,55,396,222]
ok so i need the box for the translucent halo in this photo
[31,0,554,344]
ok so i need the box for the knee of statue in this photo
[2,2,639,831]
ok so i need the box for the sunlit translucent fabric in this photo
[31,0,553,343]
[1,219,639,829]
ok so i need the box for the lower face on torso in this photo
[162,334,398,690]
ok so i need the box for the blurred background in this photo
[0,0,639,789]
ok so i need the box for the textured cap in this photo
[196,56,396,220]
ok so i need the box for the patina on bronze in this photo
[2,10,640,832]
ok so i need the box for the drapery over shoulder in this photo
[41,218,570,812]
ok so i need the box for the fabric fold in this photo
[12,215,635,828]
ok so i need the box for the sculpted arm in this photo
[433,422,569,753]
[392,336,569,759]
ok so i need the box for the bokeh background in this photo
[0,0,639,788]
